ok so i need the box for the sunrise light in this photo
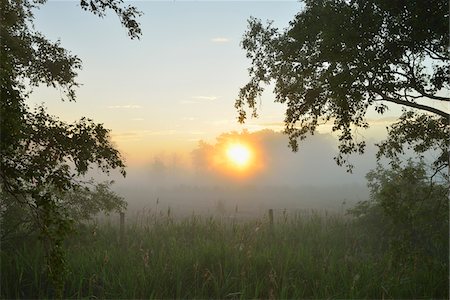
[226,144,251,167]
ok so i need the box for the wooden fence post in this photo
[268,209,274,226]
[119,212,125,245]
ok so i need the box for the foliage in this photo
[79,0,142,40]
[1,179,126,295]
[1,180,126,242]
[63,180,127,221]
[0,0,141,295]
[376,110,449,172]
[236,0,449,170]
[349,161,448,262]
[1,212,447,298]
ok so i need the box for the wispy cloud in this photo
[145,130,178,136]
[112,132,138,137]
[258,117,398,130]
[191,96,218,101]
[131,118,145,121]
[110,132,142,142]
[180,96,218,104]
[108,105,142,109]
[211,37,230,43]
[366,117,398,125]
[112,130,178,141]
[210,119,235,126]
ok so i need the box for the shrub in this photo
[349,161,448,262]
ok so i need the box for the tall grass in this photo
[1,211,447,299]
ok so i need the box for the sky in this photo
[15,0,446,222]
[31,1,294,163]
[29,0,401,176]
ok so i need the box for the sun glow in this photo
[205,135,264,178]
[226,144,251,167]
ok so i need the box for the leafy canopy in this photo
[236,0,449,170]
[1,0,142,196]
[0,0,142,294]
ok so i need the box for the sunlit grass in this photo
[1,211,447,299]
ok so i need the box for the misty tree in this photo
[0,0,141,295]
[236,0,449,172]
[1,180,126,240]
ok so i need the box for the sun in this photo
[226,144,251,167]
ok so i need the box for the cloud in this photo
[180,96,218,104]
[128,130,177,136]
[210,119,235,126]
[257,117,398,131]
[112,130,178,140]
[112,132,138,137]
[366,117,398,125]
[111,132,142,142]
[131,118,145,121]
[108,105,142,109]
[191,96,218,101]
[211,37,230,43]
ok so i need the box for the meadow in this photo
[1,209,447,299]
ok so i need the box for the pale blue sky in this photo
[31,1,305,163]
[30,1,399,165]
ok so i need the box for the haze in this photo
[29,1,412,218]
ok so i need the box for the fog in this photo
[105,130,379,219]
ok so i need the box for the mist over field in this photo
[107,130,376,218]
[3,0,448,298]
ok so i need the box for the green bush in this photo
[350,161,448,262]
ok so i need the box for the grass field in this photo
[1,210,447,299]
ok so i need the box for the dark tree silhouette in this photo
[236,0,449,171]
[0,0,142,295]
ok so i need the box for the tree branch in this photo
[424,47,449,61]
[383,70,450,102]
[376,93,450,119]
[405,59,450,102]
[412,88,450,102]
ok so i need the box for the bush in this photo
[349,161,448,262]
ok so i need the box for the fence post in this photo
[119,212,125,245]
[268,209,274,226]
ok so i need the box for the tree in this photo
[0,0,142,295]
[349,161,448,263]
[1,180,126,241]
[236,0,449,171]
